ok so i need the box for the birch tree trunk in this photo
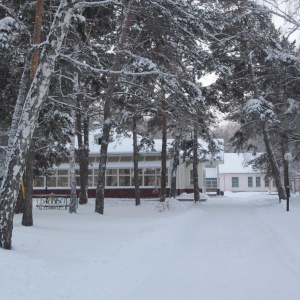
[3,60,30,174]
[0,1,76,249]
[95,1,133,214]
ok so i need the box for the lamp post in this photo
[284,153,292,211]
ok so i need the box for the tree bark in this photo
[22,141,34,226]
[193,127,200,203]
[160,97,167,202]
[281,133,289,189]
[22,0,44,226]
[262,122,286,201]
[14,189,24,214]
[69,107,77,214]
[76,97,88,205]
[95,1,133,214]
[132,117,141,206]
[83,110,89,202]
[248,59,286,202]
[170,135,180,198]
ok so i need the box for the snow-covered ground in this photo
[1,191,300,300]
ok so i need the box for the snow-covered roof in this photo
[87,129,224,159]
[88,129,172,155]
[219,153,263,174]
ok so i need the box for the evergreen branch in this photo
[59,54,172,76]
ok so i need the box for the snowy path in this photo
[98,197,300,300]
[3,194,300,300]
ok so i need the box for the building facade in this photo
[33,130,222,198]
[218,153,269,192]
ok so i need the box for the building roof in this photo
[219,153,263,174]
[88,129,173,155]
[86,129,224,160]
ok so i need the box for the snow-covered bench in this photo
[176,192,209,202]
[36,194,69,210]
[206,191,218,196]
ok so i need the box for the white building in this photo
[33,129,223,198]
[219,153,269,192]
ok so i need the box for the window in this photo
[107,156,119,162]
[206,178,217,188]
[248,177,253,188]
[39,167,168,188]
[145,156,158,161]
[264,178,269,188]
[106,169,118,186]
[88,157,95,164]
[33,176,45,187]
[119,169,131,186]
[131,169,142,186]
[232,177,239,188]
[57,170,69,187]
[144,168,158,186]
[48,170,57,187]
[120,156,132,162]
[88,169,94,187]
[75,169,80,187]
[256,176,261,187]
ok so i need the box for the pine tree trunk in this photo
[95,1,133,214]
[83,111,89,203]
[248,60,286,202]
[14,190,24,214]
[21,0,44,227]
[132,118,140,206]
[193,128,200,203]
[160,97,167,202]
[170,136,180,198]
[69,106,77,213]
[281,133,289,189]
[22,141,34,226]
[76,98,88,205]
[0,1,76,249]
[262,122,286,201]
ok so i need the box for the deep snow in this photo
[1,192,300,300]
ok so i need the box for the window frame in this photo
[256,176,261,187]
[232,177,239,188]
[248,176,253,188]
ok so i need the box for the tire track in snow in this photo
[122,198,300,300]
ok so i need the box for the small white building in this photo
[219,153,269,192]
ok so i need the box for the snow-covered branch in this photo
[59,54,171,76]
[77,0,119,8]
